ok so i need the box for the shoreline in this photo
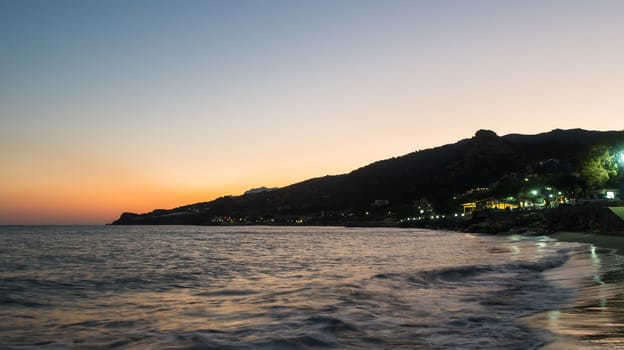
[550,231,624,255]
[526,233,624,349]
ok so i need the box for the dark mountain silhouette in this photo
[112,129,623,225]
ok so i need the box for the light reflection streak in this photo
[526,242,624,348]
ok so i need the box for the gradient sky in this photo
[1,0,623,224]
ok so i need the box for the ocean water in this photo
[1,226,623,349]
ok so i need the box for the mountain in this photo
[244,187,278,195]
[111,128,623,225]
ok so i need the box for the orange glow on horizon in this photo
[0,144,356,225]
[0,183,241,225]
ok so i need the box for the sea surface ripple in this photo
[1,226,623,349]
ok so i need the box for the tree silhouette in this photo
[580,145,618,190]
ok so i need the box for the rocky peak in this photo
[466,129,514,160]
[474,129,498,140]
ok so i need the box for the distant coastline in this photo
[401,200,624,235]
[112,129,624,233]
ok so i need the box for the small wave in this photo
[195,289,259,297]
[372,272,402,280]
[154,328,341,350]
[304,316,359,333]
[250,334,337,349]
[418,265,496,284]
[375,251,572,288]
[59,320,136,330]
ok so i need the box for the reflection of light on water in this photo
[599,297,608,308]
[528,240,624,348]
[589,244,609,308]
[590,245,600,266]
[590,245,605,286]
[548,310,561,328]
[534,240,549,259]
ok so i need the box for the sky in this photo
[1,0,623,224]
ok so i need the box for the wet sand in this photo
[528,231,624,349]
[552,231,624,255]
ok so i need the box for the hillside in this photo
[112,128,623,225]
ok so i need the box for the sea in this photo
[1,226,624,350]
